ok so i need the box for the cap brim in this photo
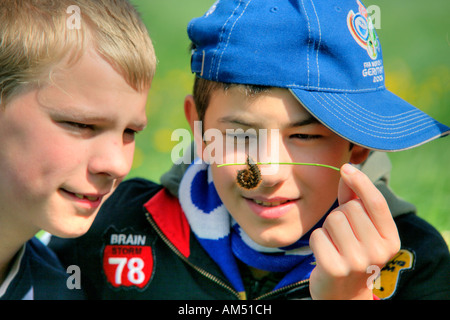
[290,88,450,152]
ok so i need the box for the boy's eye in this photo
[225,134,257,144]
[123,128,139,143]
[63,121,94,131]
[290,133,322,140]
[125,128,138,135]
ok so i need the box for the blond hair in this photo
[0,0,156,106]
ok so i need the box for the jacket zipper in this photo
[145,212,243,300]
[254,279,309,300]
[145,211,310,300]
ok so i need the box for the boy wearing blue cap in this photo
[51,0,449,299]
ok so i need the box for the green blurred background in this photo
[127,0,450,237]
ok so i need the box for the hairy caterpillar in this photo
[236,155,262,189]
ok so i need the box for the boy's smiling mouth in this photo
[59,187,108,209]
[72,192,100,201]
[244,196,298,219]
[252,199,291,207]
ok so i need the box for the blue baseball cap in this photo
[188,0,449,151]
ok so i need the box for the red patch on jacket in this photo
[144,189,191,258]
[103,244,153,289]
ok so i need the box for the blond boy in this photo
[0,0,155,299]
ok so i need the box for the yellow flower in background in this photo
[385,62,449,114]
[385,60,415,103]
[131,147,144,170]
[154,128,177,153]
[442,231,450,248]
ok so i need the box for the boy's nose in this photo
[88,137,132,180]
[258,161,291,188]
[257,142,291,188]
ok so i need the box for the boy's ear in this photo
[184,94,199,129]
[184,95,205,159]
[349,144,370,164]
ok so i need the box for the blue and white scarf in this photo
[179,159,337,295]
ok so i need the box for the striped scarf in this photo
[179,159,336,295]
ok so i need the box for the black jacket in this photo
[1,237,85,300]
[50,176,450,299]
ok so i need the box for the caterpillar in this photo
[236,155,262,190]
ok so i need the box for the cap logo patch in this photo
[347,0,380,60]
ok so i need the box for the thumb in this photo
[338,164,358,205]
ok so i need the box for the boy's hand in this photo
[309,164,400,300]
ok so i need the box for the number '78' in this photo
[108,257,146,285]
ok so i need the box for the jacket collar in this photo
[144,188,191,258]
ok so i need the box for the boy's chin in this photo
[250,229,304,249]
[46,214,98,239]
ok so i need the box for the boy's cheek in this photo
[212,165,237,190]
[297,166,340,192]
[300,171,340,213]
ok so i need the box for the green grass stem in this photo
[217,162,341,171]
